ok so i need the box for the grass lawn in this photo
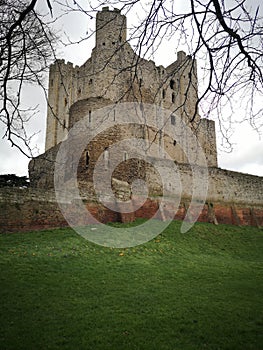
[0,220,262,350]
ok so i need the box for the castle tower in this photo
[43,7,217,169]
[95,7,126,49]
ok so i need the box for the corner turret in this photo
[95,7,126,49]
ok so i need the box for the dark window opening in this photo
[85,152,90,168]
[113,109,116,121]
[89,79,93,84]
[170,79,175,90]
[171,114,176,125]
[63,120,66,129]
[112,41,115,45]
[172,93,175,103]
[64,98,67,107]
[102,42,105,46]
[139,78,143,87]
[173,140,177,146]
[162,89,166,99]
[88,110,91,122]
[78,88,81,95]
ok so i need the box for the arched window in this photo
[170,79,175,90]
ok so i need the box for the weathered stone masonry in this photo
[1,165,263,233]
[0,7,262,233]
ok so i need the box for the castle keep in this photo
[0,7,262,233]
[30,6,217,189]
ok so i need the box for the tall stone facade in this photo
[43,6,217,171]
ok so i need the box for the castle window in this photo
[123,152,128,161]
[112,41,115,45]
[171,114,176,125]
[104,147,109,160]
[162,89,166,99]
[78,87,81,95]
[88,110,91,122]
[139,78,143,87]
[51,79,54,87]
[172,93,175,103]
[173,140,177,146]
[102,42,105,46]
[104,147,109,168]
[64,98,67,107]
[89,79,93,84]
[113,109,116,121]
[85,151,90,168]
[170,79,175,90]
[63,120,66,129]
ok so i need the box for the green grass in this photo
[0,220,262,350]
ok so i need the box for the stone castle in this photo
[0,7,262,233]
[29,6,217,188]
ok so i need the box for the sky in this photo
[0,0,262,177]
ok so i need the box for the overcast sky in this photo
[0,0,262,177]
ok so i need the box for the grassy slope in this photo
[0,220,262,350]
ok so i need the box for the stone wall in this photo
[1,164,262,233]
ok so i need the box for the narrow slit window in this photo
[172,93,175,103]
[104,147,109,168]
[171,114,176,125]
[88,110,91,123]
[85,151,90,168]
[170,79,175,90]
[162,89,166,99]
